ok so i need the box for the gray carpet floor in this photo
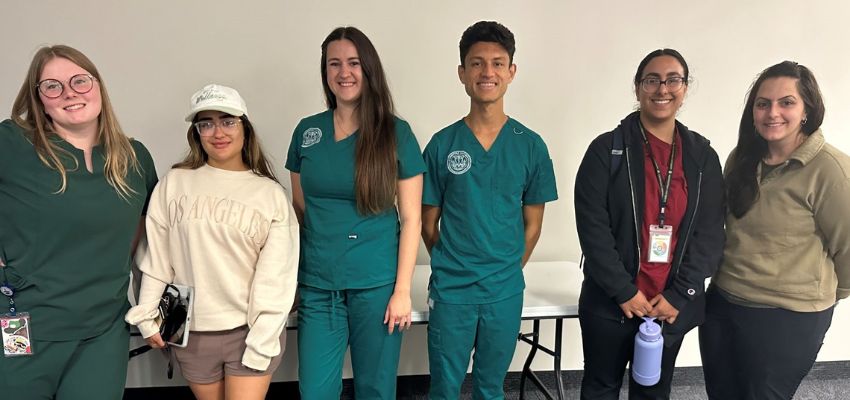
[500,361,850,400]
[123,361,850,399]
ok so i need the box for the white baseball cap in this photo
[185,84,248,122]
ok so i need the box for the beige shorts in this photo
[171,325,286,384]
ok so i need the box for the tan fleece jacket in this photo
[717,130,850,311]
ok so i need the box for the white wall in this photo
[4,0,849,388]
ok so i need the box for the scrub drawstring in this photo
[330,290,343,331]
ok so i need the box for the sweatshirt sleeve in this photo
[574,134,639,304]
[136,177,176,284]
[125,272,168,338]
[241,190,300,371]
[814,175,850,301]
[125,176,174,338]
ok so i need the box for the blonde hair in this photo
[11,44,140,198]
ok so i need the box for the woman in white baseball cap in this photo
[126,84,299,400]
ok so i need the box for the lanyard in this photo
[0,250,15,316]
[639,123,676,227]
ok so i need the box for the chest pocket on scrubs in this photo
[492,173,524,221]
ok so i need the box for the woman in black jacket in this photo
[574,49,725,400]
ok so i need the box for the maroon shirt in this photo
[636,130,687,299]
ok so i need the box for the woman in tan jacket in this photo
[700,61,850,399]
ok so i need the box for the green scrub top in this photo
[422,118,558,304]
[286,110,425,290]
[0,120,158,341]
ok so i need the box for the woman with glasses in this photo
[286,26,424,399]
[0,45,158,399]
[126,84,298,400]
[574,48,724,399]
[700,62,850,399]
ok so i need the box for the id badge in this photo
[2,312,34,357]
[648,224,673,263]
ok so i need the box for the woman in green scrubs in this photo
[285,27,425,400]
[0,45,157,399]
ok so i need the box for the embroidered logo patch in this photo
[447,150,472,175]
[302,128,322,148]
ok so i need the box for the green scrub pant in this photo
[428,292,523,400]
[297,283,402,400]
[0,314,129,400]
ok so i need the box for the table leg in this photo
[519,319,541,399]
[554,318,565,400]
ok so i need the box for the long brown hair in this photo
[726,61,825,218]
[173,115,278,182]
[321,27,397,215]
[11,44,141,197]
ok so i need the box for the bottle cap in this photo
[638,317,662,342]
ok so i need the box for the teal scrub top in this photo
[422,118,558,304]
[286,110,425,290]
[0,119,158,341]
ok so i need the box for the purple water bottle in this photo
[632,316,663,386]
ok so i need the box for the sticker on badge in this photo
[2,312,33,357]
[648,224,673,263]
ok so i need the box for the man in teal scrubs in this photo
[422,21,558,399]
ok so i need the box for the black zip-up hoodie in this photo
[574,111,725,342]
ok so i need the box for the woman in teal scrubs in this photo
[0,45,157,399]
[286,27,425,399]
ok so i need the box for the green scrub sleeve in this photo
[285,123,303,172]
[396,120,426,179]
[0,121,13,176]
[131,140,159,215]
[421,138,443,207]
[522,138,558,204]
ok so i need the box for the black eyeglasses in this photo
[36,74,97,99]
[640,76,687,93]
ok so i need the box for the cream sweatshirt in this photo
[126,164,299,371]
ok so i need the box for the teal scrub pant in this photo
[428,292,524,400]
[297,283,402,400]
[0,314,129,400]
